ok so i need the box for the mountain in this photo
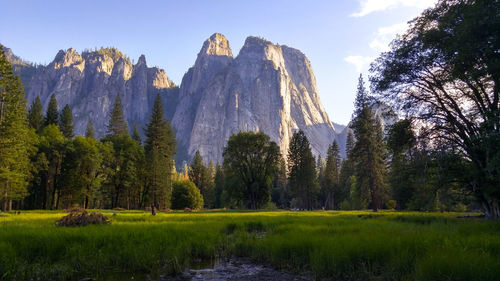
[173,34,338,164]
[14,47,178,137]
[4,35,342,164]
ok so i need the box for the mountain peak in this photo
[137,54,147,66]
[199,33,233,57]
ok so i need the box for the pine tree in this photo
[339,130,355,209]
[44,93,58,126]
[287,130,319,210]
[350,75,387,211]
[59,104,74,139]
[213,163,225,208]
[85,120,95,139]
[28,96,44,133]
[322,140,341,209]
[144,94,177,209]
[107,94,128,136]
[132,124,141,144]
[0,46,34,211]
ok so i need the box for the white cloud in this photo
[350,0,437,17]
[344,55,375,73]
[369,22,408,52]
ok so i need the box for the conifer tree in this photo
[28,96,44,133]
[350,75,387,211]
[287,130,319,210]
[132,124,141,144]
[0,46,35,211]
[85,120,95,139]
[44,93,58,126]
[339,130,355,209]
[321,140,341,209]
[107,94,128,136]
[144,94,177,209]
[59,104,74,139]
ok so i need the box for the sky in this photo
[1,0,437,125]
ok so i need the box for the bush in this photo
[172,180,204,210]
[386,200,397,210]
[340,200,352,210]
[56,210,110,227]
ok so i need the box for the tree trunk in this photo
[483,198,500,220]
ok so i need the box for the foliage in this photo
[320,140,341,209]
[28,96,43,134]
[0,45,35,211]
[288,130,319,210]
[107,94,128,136]
[85,120,95,139]
[370,0,500,218]
[59,104,74,139]
[223,131,280,209]
[44,93,58,127]
[171,180,203,210]
[144,94,176,209]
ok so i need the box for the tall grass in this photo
[1,210,499,280]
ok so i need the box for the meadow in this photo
[1,210,499,281]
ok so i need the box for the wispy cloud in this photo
[369,22,408,52]
[344,55,375,73]
[350,0,437,17]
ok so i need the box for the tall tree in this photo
[107,94,128,136]
[321,140,341,209]
[144,94,177,209]
[350,75,387,211]
[44,93,58,127]
[223,131,280,209]
[371,0,500,218]
[213,163,225,208]
[85,120,95,139]
[28,96,44,133]
[288,130,319,210]
[0,46,35,211]
[59,104,74,139]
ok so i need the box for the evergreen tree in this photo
[339,131,355,209]
[107,94,128,136]
[0,46,35,211]
[59,104,74,139]
[44,93,58,127]
[287,130,319,210]
[132,124,141,144]
[28,96,44,133]
[350,75,387,211]
[321,140,341,209]
[213,163,225,208]
[85,120,95,139]
[144,94,177,209]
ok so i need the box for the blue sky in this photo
[1,0,436,125]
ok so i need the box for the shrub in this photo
[340,200,352,210]
[56,210,110,227]
[172,180,204,210]
[386,200,397,210]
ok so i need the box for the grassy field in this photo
[1,210,499,280]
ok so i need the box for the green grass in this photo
[1,210,499,280]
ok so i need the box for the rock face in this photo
[4,35,343,164]
[24,47,178,137]
[173,34,338,164]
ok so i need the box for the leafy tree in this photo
[370,0,500,218]
[144,94,177,209]
[387,119,416,209]
[171,180,203,210]
[321,140,341,209]
[223,131,280,209]
[59,104,74,139]
[0,46,35,211]
[44,93,58,127]
[188,151,214,207]
[85,120,96,139]
[28,96,44,133]
[351,75,387,211]
[107,94,128,136]
[288,130,319,210]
